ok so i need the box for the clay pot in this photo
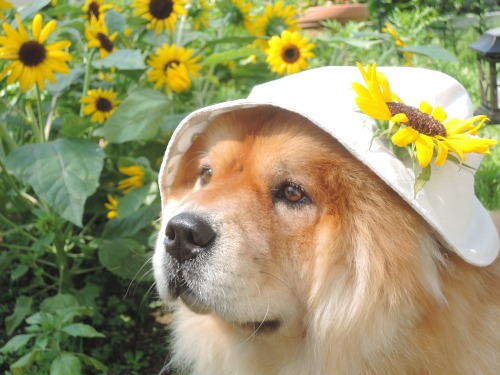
[298,2,368,28]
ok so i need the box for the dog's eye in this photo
[274,182,310,205]
[199,166,212,186]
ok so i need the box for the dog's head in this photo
[153,106,447,336]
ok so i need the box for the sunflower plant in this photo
[0,0,498,373]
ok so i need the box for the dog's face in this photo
[154,107,441,337]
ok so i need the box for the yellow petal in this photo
[419,100,432,115]
[431,106,447,123]
[415,134,434,168]
[39,19,57,43]
[391,126,419,147]
[434,140,448,166]
[390,113,408,123]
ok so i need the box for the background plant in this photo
[1,0,499,374]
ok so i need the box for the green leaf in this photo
[45,69,85,95]
[50,353,82,375]
[329,36,381,49]
[203,46,261,66]
[10,351,37,375]
[98,238,152,281]
[76,353,108,371]
[116,185,152,218]
[11,264,29,281]
[401,45,458,62]
[18,0,50,21]
[105,10,127,34]
[92,49,147,70]
[31,232,55,251]
[203,35,258,49]
[60,112,92,139]
[102,201,160,239]
[41,293,79,313]
[0,334,35,353]
[5,296,32,335]
[160,112,189,134]
[96,89,170,143]
[62,323,105,338]
[414,165,431,197]
[6,139,105,226]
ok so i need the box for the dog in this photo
[153,105,500,375]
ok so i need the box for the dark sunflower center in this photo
[97,33,114,52]
[387,102,447,137]
[96,97,112,112]
[19,41,46,67]
[164,60,180,71]
[88,2,100,20]
[149,0,173,20]
[282,46,300,63]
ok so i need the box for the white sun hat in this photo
[159,66,499,267]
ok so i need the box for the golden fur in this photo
[154,107,500,375]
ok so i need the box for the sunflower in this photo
[131,0,186,35]
[0,14,72,92]
[0,0,13,20]
[82,0,113,21]
[381,23,412,66]
[118,165,145,194]
[186,0,211,30]
[85,15,118,58]
[252,0,298,49]
[104,194,118,219]
[352,63,498,169]
[147,43,200,94]
[80,88,120,124]
[266,30,314,76]
[221,0,252,31]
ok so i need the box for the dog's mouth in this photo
[169,272,282,334]
[169,273,212,315]
[234,319,281,334]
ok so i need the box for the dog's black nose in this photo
[165,213,216,262]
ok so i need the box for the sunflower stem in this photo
[80,48,96,116]
[25,102,44,143]
[0,121,17,152]
[35,84,45,142]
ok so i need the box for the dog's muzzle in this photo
[164,213,216,262]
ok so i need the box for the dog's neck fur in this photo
[166,250,500,375]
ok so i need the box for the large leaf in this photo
[6,139,105,226]
[102,202,160,239]
[62,323,105,338]
[115,185,152,218]
[18,0,50,21]
[105,10,127,34]
[50,353,82,375]
[98,238,152,281]
[401,45,458,62]
[95,89,170,143]
[5,296,32,335]
[203,46,262,66]
[40,293,79,313]
[92,49,147,70]
[45,68,85,95]
[10,351,37,375]
[0,334,35,353]
[76,353,108,371]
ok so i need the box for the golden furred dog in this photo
[154,107,500,375]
